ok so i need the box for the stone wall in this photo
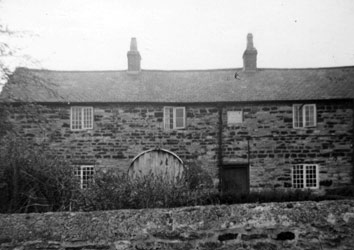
[7,100,353,189]
[9,104,220,177]
[223,101,353,189]
[1,200,354,250]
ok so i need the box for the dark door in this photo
[220,164,249,193]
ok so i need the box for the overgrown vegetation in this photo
[0,135,78,213]
[74,175,354,212]
[0,135,353,213]
[71,166,216,211]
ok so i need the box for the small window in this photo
[74,165,95,189]
[227,111,243,125]
[71,107,93,130]
[293,104,316,128]
[292,164,319,189]
[164,107,186,130]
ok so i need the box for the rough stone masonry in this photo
[8,99,353,190]
[0,200,354,250]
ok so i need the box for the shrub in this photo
[325,185,354,198]
[72,171,186,211]
[202,188,326,205]
[0,135,78,213]
[184,162,213,190]
[72,163,216,211]
[70,164,347,212]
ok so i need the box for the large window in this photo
[293,104,316,128]
[164,107,186,130]
[292,164,319,189]
[70,107,93,130]
[74,165,95,189]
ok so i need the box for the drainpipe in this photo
[247,137,250,167]
[352,99,354,184]
[217,104,223,188]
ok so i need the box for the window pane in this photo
[73,166,82,188]
[169,108,174,129]
[73,167,81,178]
[83,107,93,129]
[164,107,172,129]
[293,105,303,128]
[304,105,315,127]
[305,165,317,188]
[293,165,304,188]
[175,116,184,128]
[82,166,94,189]
[175,108,184,118]
[71,107,82,130]
[298,108,303,127]
[175,108,185,128]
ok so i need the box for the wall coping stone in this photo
[1,200,354,249]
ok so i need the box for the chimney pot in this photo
[247,33,254,49]
[130,37,138,51]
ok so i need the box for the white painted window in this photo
[227,111,243,125]
[164,107,186,130]
[293,104,316,128]
[292,164,319,189]
[74,165,95,189]
[70,107,93,130]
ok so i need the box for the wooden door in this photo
[129,148,184,181]
[220,164,249,193]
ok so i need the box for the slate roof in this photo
[1,66,354,103]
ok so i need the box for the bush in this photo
[72,163,216,211]
[198,188,328,205]
[0,135,78,213]
[69,162,350,212]
[184,162,213,190]
[325,185,354,198]
[72,171,186,211]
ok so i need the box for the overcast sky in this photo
[1,0,354,71]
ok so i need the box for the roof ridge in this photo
[258,66,354,70]
[15,65,354,74]
[15,67,127,73]
[15,67,242,73]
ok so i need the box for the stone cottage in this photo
[1,34,353,192]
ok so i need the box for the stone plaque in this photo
[227,111,243,125]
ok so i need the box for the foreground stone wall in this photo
[1,200,354,250]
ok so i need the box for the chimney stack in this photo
[127,37,141,72]
[243,33,257,72]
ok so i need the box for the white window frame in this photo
[163,106,186,130]
[70,106,94,131]
[293,104,317,128]
[74,165,95,189]
[291,164,319,189]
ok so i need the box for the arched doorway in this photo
[128,148,184,181]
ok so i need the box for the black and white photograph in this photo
[0,0,354,249]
